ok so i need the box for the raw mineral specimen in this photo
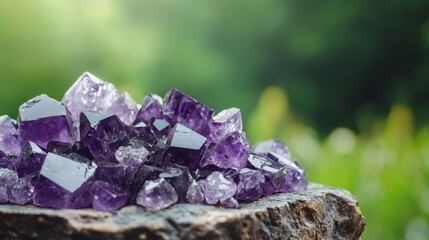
[0,72,307,211]
[18,94,73,148]
[62,72,119,121]
[136,178,178,210]
[0,115,21,157]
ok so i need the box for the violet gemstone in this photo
[235,168,265,202]
[115,139,149,173]
[18,94,73,148]
[0,156,20,171]
[135,93,163,124]
[159,165,193,203]
[40,153,97,193]
[186,180,205,204]
[253,139,291,160]
[208,108,243,144]
[202,171,237,205]
[106,92,138,125]
[62,72,120,121]
[133,122,155,143]
[0,168,18,203]
[136,178,178,210]
[0,115,21,157]
[0,71,310,211]
[91,181,128,211]
[67,180,94,209]
[18,142,47,177]
[33,178,70,209]
[149,118,171,138]
[267,152,307,192]
[80,112,130,161]
[201,132,251,171]
[7,176,34,205]
[33,153,96,209]
[95,162,133,189]
[162,124,207,169]
[163,89,214,136]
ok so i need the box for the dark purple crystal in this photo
[201,132,251,171]
[162,124,207,169]
[159,165,193,203]
[208,108,243,144]
[17,142,47,177]
[163,89,214,136]
[135,93,163,124]
[0,71,308,211]
[18,94,73,148]
[91,181,128,211]
[80,112,130,161]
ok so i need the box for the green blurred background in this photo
[1,1,428,239]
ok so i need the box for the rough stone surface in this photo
[0,183,365,240]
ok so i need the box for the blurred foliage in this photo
[0,1,428,239]
[248,89,429,239]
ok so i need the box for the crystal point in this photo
[201,132,250,171]
[18,94,73,148]
[0,115,21,157]
[136,178,178,210]
[62,72,120,121]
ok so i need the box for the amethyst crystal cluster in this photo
[0,72,307,211]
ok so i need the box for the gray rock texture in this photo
[0,183,365,240]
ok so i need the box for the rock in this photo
[0,183,365,240]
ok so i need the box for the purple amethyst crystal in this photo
[201,132,251,171]
[0,168,18,203]
[95,162,133,189]
[7,176,34,205]
[253,139,291,160]
[106,92,138,125]
[17,142,47,177]
[33,153,96,209]
[80,112,130,161]
[159,165,193,203]
[267,152,307,192]
[91,181,128,211]
[186,180,205,204]
[208,108,243,144]
[33,178,70,209]
[163,89,214,136]
[136,178,178,210]
[0,115,21,157]
[149,118,171,138]
[0,71,309,211]
[114,139,149,173]
[0,156,19,171]
[135,93,163,124]
[235,168,265,202]
[62,72,120,121]
[18,94,73,148]
[202,171,237,205]
[162,124,207,169]
[39,153,97,193]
